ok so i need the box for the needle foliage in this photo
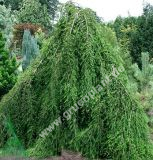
[0,3,153,160]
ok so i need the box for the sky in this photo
[60,0,153,21]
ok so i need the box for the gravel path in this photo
[0,150,86,160]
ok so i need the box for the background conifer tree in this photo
[22,29,39,70]
[3,0,59,19]
[132,52,153,132]
[17,0,52,29]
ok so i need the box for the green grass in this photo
[0,137,27,158]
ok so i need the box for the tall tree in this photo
[109,16,136,73]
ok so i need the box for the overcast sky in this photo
[60,0,153,21]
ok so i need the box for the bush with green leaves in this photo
[0,3,153,160]
[0,33,17,99]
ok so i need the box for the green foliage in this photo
[22,29,39,70]
[137,4,153,62]
[112,3,153,67]
[0,4,17,49]
[131,52,153,131]
[4,0,22,10]
[132,52,153,93]
[4,0,59,19]
[39,0,59,19]
[35,29,46,50]
[17,0,52,29]
[111,16,137,40]
[0,33,17,99]
[0,116,26,157]
[0,3,152,160]
[110,16,137,67]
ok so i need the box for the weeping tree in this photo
[0,3,153,160]
[22,29,39,70]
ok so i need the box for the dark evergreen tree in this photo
[110,16,138,66]
[39,0,59,19]
[112,3,153,67]
[4,0,22,10]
